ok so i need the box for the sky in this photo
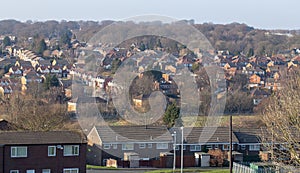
[1,0,299,30]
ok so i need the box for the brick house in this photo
[0,131,87,173]
[87,125,173,166]
[169,127,241,167]
[234,128,264,162]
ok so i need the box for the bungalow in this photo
[0,131,87,173]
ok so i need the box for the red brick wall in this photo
[3,144,86,173]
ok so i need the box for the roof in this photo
[94,125,172,143]
[234,128,265,143]
[0,131,86,145]
[170,127,239,144]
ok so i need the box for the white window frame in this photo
[139,143,146,149]
[11,146,27,158]
[42,169,51,173]
[112,144,117,149]
[156,143,168,149]
[148,143,152,148]
[103,144,110,150]
[249,144,260,151]
[122,143,134,151]
[63,168,79,173]
[48,146,56,156]
[223,144,234,150]
[63,145,79,156]
[10,170,19,173]
[190,145,201,151]
[206,145,212,150]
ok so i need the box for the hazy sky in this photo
[1,0,299,29]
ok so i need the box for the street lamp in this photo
[181,126,184,173]
[172,131,177,173]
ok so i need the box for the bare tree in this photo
[1,83,69,131]
[261,70,300,167]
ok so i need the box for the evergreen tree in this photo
[2,36,11,48]
[163,103,180,128]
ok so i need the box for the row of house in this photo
[0,131,87,173]
[87,125,270,167]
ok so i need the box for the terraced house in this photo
[0,131,87,173]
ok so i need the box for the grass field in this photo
[145,169,229,173]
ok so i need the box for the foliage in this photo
[261,70,300,167]
[0,83,67,131]
[2,36,11,48]
[111,58,121,74]
[225,89,254,114]
[163,102,180,128]
[208,149,227,167]
[37,39,47,55]
[60,30,72,47]
[43,74,60,90]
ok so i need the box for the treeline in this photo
[1,20,300,56]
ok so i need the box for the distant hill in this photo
[1,20,300,56]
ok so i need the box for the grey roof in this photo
[170,127,239,144]
[0,131,86,145]
[234,128,265,143]
[95,126,173,143]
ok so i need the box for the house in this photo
[251,89,271,105]
[249,74,261,84]
[23,70,43,83]
[0,119,14,131]
[234,128,266,162]
[170,127,239,159]
[87,125,173,166]
[0,131,87,173]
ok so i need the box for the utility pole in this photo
[181,126,184,173]
[229,115,233,173]
[172,131,177,173]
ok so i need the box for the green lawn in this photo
[86,165,118,170]
[145,169,229,173]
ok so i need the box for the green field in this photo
[145,169,229,173]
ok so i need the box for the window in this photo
[42,169,51,173]
[223,144,229,150]
[26,170,35,173]
[122,143,134,150]
[240,144,246,150]
[148,143,152,148]
[223,144,233,150]
[10,170,19,173]
[156,143,168,149]
[48,146,56,156]
[11,146,27,158]
[113,144,117,149]
[63,145,79,156]
[139,143,146,149]
[175,145,179,150]
[249,144,260,151]
[63,168,79,173]
[206,145,212,150]
[190,145,201,151]
[183,145,186,150]
[103,144,110,149]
